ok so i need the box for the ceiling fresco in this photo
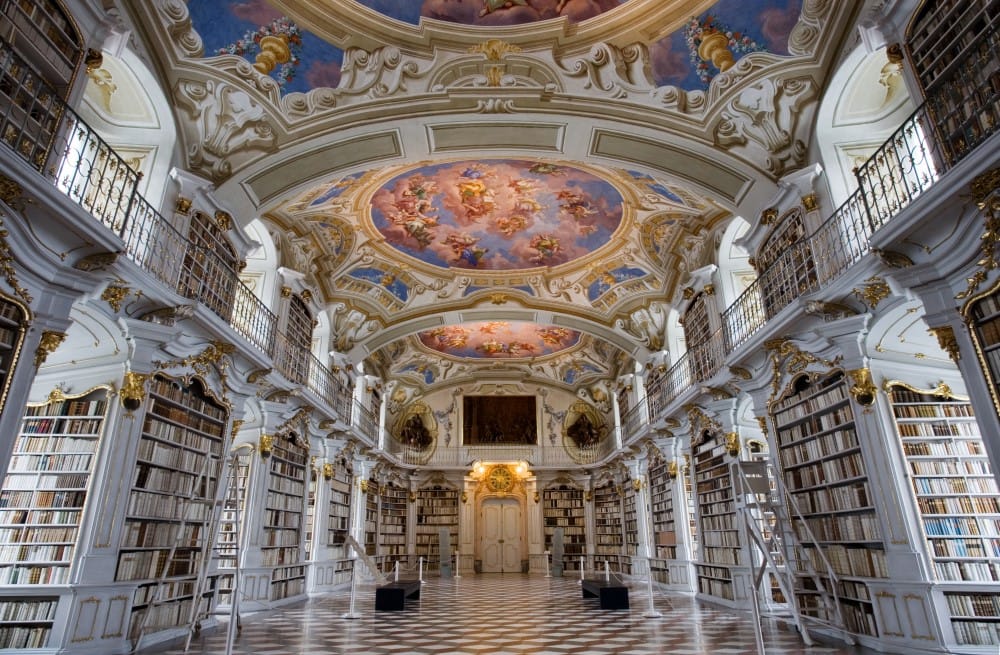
[418,321,581,359]
[186,0,802,94]
[370,159,624,270]
[354,0,629,25]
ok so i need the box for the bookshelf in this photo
[415,485,458,564]
[542,485,585,569]
[623,483,638,557]
[379,483,408,557]
[693,437,740,601]
[0,388,108,649]
[907,0,1000,163]
[888,382,1000,646]
[649,455,677,560]
[263,436,307,601]
[0,298,25,416]
[215,450,249,607]
[304,464,318,559]
[970,289,1000,404]
[118,376,226,641]
[364,481,379,556]
[593,483,623,557]
[771,371,884,637]
[327,459,352,549]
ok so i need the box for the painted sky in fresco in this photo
[419,322,581,359]
[370,160,623,270]
[187,0,344,94]
[650,0,802,89]
[354,0,628,26]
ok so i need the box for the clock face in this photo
[486,466,514,492]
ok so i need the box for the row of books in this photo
[936,560,1000,582]
[133,464,203,495]
[143,417,223,454]
[802,543,888,578]
[133,579,194,605]
[2,472,87,490]
[772,378,847,415]
[0,543,71,563]
[798,512,883,543]
[929,536,1000,558]
[0,599,57,622]
[264,528,301,547]
[8,453,94,473]
[947,592,1000,617]
[147,401,224,439]
[13,434,99,453]
[137,438,214,473]
[0,526,77,544]
[697,576,734,600]
[910,458,993,476]
[117,549,197,581]
[261,546,301,566]
[266,489,304,511]
[903,439,984,457]
[149,379,226,421]
[270,442,309,467]
[0,508,80,526]
[699,545,741,565]
[263,508,301,528]
[0,625,50,649]
[840,601,878,637]
[791,481,871,515]
[784,450,865,489]
[25,399,106,417]
[701,530,741,547]
[0,564,69,584]
[774,406,854,443]
[0,489,84,510]
[126,490,211,522]
[122,521,201,548]
[778,429,858,468]
[919,495,1000,515]
[129,596,193,633]
[951,618,1000,646]
[924,516,1000,536]
[17,417,103,437]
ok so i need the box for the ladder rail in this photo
[131,450,222,652]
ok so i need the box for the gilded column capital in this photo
[34,331,66,367]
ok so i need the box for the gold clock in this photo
[486,465,514,492]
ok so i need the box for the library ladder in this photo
[733,461,850,650]
[131,451,224,653]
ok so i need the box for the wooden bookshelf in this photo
[889,383,1000,646]
[118,376,226,641]
[623,483,638,557]
[771,371,884,637]
[649,455,677,560]
[907,0,1000,163]
[415,485,458,563]
[0,298,25,417]
[542,484,585,569]
[327,459,352,549]
[263,436,307,601]
[593,483,623,557]
[215,450,249,607]
[694,437,739,601]
[379,483,408,557]
[0,388,108,648]
[364,481,379,556]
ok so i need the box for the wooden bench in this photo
[581,578,629,609]
[375,580,422,611]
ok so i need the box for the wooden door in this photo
[481,498,521,572]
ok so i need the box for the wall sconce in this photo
[533,491,540,503]
[461,491,468,504]
[472,461,486,478]
[259,434,274,458]
[120,371,148,412]
[848,368,877,407]
[514,461,527,477]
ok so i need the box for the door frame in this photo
[476,493,525,573]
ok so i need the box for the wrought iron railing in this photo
[0,37,354,424]
[622,394,650,439]
[353,400,378,442]
[663,23,999,418]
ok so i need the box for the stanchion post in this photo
[342,562,362,619]
[394,560,399,582]
[419,556,425,584]
[578,555,584,585]
[454,551,461,579]
[643,558,663,618]
[544,551,552,578]
[604,560,610,583]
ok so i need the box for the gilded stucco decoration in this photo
[563,400,607,462]
[956,167,1000,300]
[34,331,66,368]
[120,371,149,410]
[928,325,961,362]
[0,216,32,303]
[847,368,877,406]
[852,276,892,310]
[764,337,840,401]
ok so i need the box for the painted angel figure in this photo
[480,0,529,16]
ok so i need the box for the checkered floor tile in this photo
[144,574,879,655]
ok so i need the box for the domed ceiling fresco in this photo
[370,159,624,270]
[135,0,858,401]
[418,321,581,358]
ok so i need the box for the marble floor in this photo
[147,574,882,655]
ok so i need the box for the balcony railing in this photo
[0,37,353,424]
[659,24,999,418]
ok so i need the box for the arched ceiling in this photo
[121,0,860,397]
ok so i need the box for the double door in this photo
[480,498,521,573]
